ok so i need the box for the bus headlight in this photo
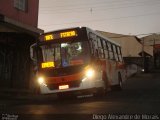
[85,68,95,78]
[37,77,45,85]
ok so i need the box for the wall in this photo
[0,0,39,27]
[0,33,35,89]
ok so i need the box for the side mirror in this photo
[30,43,37,62]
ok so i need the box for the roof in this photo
[96,30,140,43]
[138,51,152,57]
[140,34,160,46]
[0,14,44,36]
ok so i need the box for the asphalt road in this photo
[1,72,160,120]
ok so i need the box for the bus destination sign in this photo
[44,30,77,41]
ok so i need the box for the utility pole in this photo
[90,8,93,14]
[142,38,145,72]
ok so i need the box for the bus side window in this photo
[97,37,104,58]
[92,39,98,58]
[89,32,100,59]
[102,40,109,59]
[113,45,119,61]
[107,42,114,60]
[89,39,94,55]
[117,47,123,62]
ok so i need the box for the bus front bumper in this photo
[39,78,104,94]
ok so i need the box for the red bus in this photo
[30,27,126,96]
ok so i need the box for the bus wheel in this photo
[111,73,122,91]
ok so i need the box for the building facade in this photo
[141,34,160,69]
[0,0,43,91]
[0,0,39,27]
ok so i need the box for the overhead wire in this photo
[39,2,160,15]
[38,0,160,36]
[40,0,159,10]
[40,0,133,8]
[39,0,160,13]
[39,11,160,27]
[39,0,160,21]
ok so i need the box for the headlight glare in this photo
[85,68,95,78]
[38,77,45,85]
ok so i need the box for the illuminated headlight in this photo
[85,68,95,78]
[37,77,45,85]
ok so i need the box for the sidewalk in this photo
[0,88,32,99]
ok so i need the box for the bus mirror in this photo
[30,43,37,62]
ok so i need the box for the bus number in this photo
[45,34,54,41]
[60,31,76,38]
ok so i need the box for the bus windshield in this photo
[40,41,90,68]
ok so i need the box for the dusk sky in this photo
[38,0,160,36]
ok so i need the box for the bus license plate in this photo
[59,85,69,90]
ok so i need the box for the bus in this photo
[30,27,126,96]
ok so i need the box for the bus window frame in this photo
[97,37,105,59]
[117,46,123,62]
[107,41,114,60]
[102,39,109,59]
[112,44,119,61]
[116,46,120,62]
[88,32,99,58]
[89,38,94,56]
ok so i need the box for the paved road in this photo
[0,72,160,120]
